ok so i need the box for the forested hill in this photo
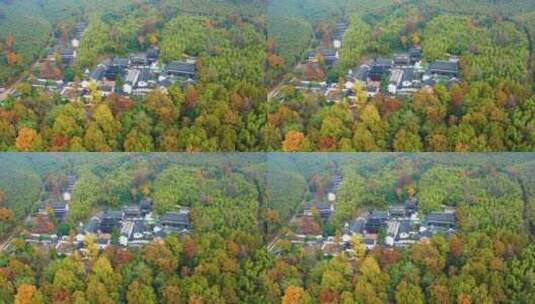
[267,0,535,152]
[0,0,267,152]
[1,153,535,303]
[0,0,265,87]
[0,153,266,238]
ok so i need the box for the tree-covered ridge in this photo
[0,0,266,152]
[1,153,535,303]
[267,1,535,152]
[265,153,535,304]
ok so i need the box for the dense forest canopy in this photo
[0,153,534,303]
[0,0,267,152]
[266,0,535,152]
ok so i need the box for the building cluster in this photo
[26,175,77,240]
[29,21,198,101]
[342,198,456,252]
[31,22,87,92]
[318,199,456,257]
[278,174,342,251]
[73,199,191,253]
[77,51,197,99]
[345,49,460,98]
[23,175,192,256]
[290,24,461,103]
[304,20,348,69]
[275,178,457,257]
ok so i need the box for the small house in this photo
[100,211,124,233]
[409,47,422,63]
[140,198,153,216]
[166,61,196,78]
[388,205,406,217]
[365,211,389,233]
[424,212,456,229]
[370,58,392,81]
[124,205,142,219]
[130,53,149,67]
[160,211,190,231]
[52,201,68,221]
[388,69,404,94]
[303,201,334,219]
[429,60,459,78]
[394,53,410,66]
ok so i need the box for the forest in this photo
[0,0,267,152]
[266,0,535,152]
[264,153,535,304]
[0,153,534,303]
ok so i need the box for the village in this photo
[23,21,197,102]
[272,173,457,257]
[286,19,460,103]
[20,174,192,256]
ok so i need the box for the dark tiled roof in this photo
[84,218,100,234]
[112,57,129,67]
[166,61,195,74]
[133,220,144,234]
[349,219,365,234]
[402,68,414,82]
[52,201,66,209]
[375,58,393,66]
[90,66,106,80]
[429,61,459,73]
[160,212,189,224]
[103,211,123,220]
[138,68,151,83]
[426,212,455,224]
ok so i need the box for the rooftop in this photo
[429,61,459,73]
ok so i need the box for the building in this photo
[388,69,404,94]
[140,198,153,216]
[59,48,76,65]
[370,58,392,81]
[395,220,415,246]
[394,53,411,66]
[409,47,422,63]
[429,60,459,78]
[303,202,334,219]
[137,68,151,88]
[365,211,389,233]
[346,218,366,235]
[166,61,196,78]
[405,198,418,214]
[131,221,145,240]
[100,211,124,233]
[83,217,100,235]
[389,205,406,217]
[130,53,149,67]
[160,211,190,231]
[124,205,142,219]
[321,49,339,67]
[90,65,106,81]
[424,212,456,229]
[147,47,159,63]
[105,57,129,80]
[52,201,68,221]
